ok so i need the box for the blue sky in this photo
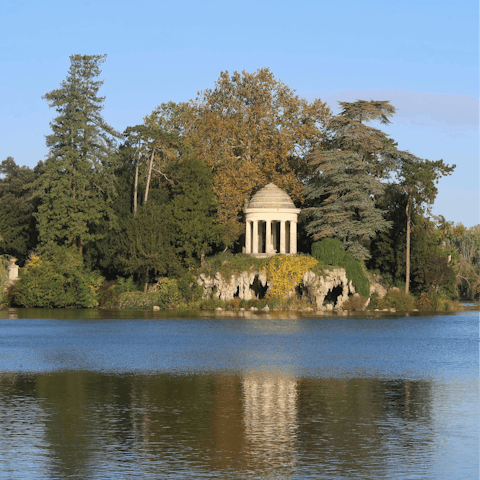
[1,0,478,226]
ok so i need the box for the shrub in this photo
[99,277,138,308]
[414,292,459,311]
[13,247,103,308]
[118,279,180,310]
[381,289,414,310]
[342,295,368,311]
[311,239,370,297]
[263,255,318,299]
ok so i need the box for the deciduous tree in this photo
[148,69,331,244]
[395,152,455,294]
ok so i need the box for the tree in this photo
[119,202,176,292]
[33,54,118,255]
[121,124,179,215]
[166,157,223,267]
[444,223,480,299]
[395,152,455,294]
[325,100,398,178]
[304,150,390,260]
[0,157,39,263]
[148,69,331,244]
[303,100,400,260]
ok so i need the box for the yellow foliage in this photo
[25,255,42,269]
[263,255,318,299]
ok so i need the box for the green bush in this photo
[99,277,138,308]
[312,239,370,297]
[13,247,103,308]
[118,278,180,309]
[375,289,415,310]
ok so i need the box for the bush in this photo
[118,278,180,310]
[13,247,103,308]
[380,289,414,310]
[263,255,318,299]
[99,277,138,308]
[312,239,370,297]
[414,292,460,311]
[342,295,368,311]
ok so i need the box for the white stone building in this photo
[244,183,301,257]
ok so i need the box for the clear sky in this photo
[1,0,478,226]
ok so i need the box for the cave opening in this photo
[323,285,344,307]
[234,286,240,298]
[250,275,268,299]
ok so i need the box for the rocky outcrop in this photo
[301,269,355,310]
[197,271,267,301]
[369,281,387,299]
[197,268,357,310]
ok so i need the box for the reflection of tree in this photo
[0,372,435,478]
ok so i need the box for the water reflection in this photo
[1,371,476,479]
[243,373,298,474]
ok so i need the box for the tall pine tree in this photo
[34,54,118,254]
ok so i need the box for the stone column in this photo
[290,221,297,254]
[245,220,251,254]
[272,221,277,252]
[280,221,286,254]
[265,220,273,254]
[252,220,258,254]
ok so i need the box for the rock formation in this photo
[197,268,358,310]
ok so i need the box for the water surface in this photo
[0,309,477,479]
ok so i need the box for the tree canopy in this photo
[33,54,119,255]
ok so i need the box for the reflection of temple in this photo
[242,373,298,470]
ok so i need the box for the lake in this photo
[0,309,478,479]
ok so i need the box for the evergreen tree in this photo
[166,157,223,267]
[304,100,398,260]
[33,54,118,255]
[0,157,39,263]
[305,151,390,260]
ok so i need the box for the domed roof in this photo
[247,183,296,209]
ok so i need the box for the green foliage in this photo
[369,289,415,311]
[0,158,38,263]
[311,238,346,265]
[98,277,138,308]
[13,246,103,308]
[119,202,177,289]
[166,156,223,268]
[305,151,390,260]
[0,255,9,306]
[199,252,268,279]
[118,278,180,309]
[33,54,119,253]
[311,239,370,297]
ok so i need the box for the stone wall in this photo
[197,268,361,310]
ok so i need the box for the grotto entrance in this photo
[250,275,268,299]
[323,285,344,307]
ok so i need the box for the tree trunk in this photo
[144,147,156,205]
[200,249,206,268]
[405,196,412,295]
[134,158,139,216]
[144,267,149,293]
